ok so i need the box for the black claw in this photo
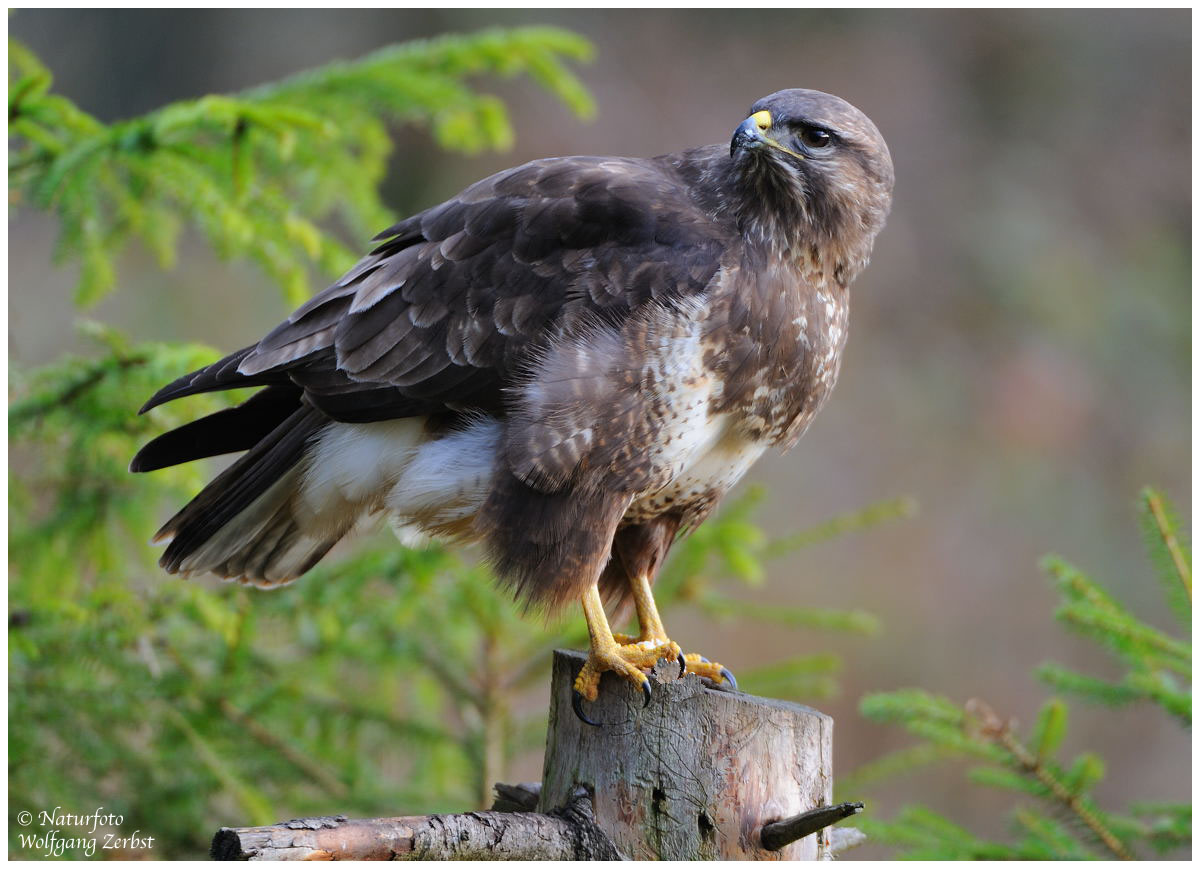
[720,667,739,691]
[678,655,687,676]
[697,655,711,664]
[572,690,600,726]
[642,680,653,708]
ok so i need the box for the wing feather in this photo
[227,151,732,423]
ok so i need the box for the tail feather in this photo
[130,385,303,472]
[156,405,347,585]
[167,465,344,586]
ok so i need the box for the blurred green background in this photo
[9,8,1189,859]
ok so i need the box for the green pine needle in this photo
[848,488,1190,859]
[9,27,596,307]
[1137,487,1191,631]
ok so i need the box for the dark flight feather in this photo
[227,155,731,425]
[139,345,288,414]
[130,384,302,472]
[157,405,326,572]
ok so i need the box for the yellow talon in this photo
[612,632,682,665]
[683,653,738,690]
[573,584,673,722]
[573,569,723,726]
[572,642,657,702]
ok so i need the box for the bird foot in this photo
[572,637,681,725]
[612,632,684,672]
[683,653,738,691]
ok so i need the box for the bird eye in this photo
[799,127,832,149]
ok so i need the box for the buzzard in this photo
[133,89,893,722]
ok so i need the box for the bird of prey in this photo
[132,88,893,721]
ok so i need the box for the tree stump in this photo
[538,649,834,860]
[211,650,852,860]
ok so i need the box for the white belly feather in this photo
[302,408,762,544]
[300,416,499,541]
[627,414,766,520]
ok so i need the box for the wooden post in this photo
[538,650,834,860]
[212,650,852,860]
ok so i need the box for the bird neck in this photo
[721,159,869,291]
[666,147,877,291]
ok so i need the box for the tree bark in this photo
[538,650,834,859]
[210,788,620,860]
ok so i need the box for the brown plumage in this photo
[133,89,893,625]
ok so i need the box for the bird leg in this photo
[613,571,737,691]
[572,567,741,724]
[572,583,666,723]
[611,571,682,668]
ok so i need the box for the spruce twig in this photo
[9,28,596,306]
[763,495,916,558]
[853,490,1189,859]
[964,699,1132,860]
[217,698,349,799]
[1143,488,1191,603]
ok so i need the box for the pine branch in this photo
[857,682,1170,859]
[736,653,842,700]
[1126,802,1192,853]
[697,595,879,635]
[9,28,595,307]
[216,698,349,799]
[1028,696,1068,760]
[763,495,917,558]
[1055,599,1190,676]
[856,804,1018,859]
[1044,554,1191,679]
[963,698,1133,860]
[1035,663,1144,706]
[1012,808,1093,860]
[1140,487,1191,621]
[8,352,149,427]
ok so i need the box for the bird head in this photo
[729,89,894,262]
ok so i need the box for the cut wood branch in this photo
[211,787,619,861]
[760,802,863,851]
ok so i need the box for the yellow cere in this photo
[747,110,804,160]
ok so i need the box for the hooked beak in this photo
[730,109,804,160]
[730,111,769,157]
